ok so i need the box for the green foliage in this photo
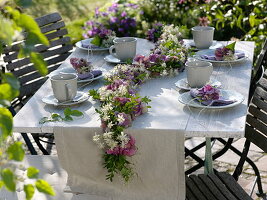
[27,167,39,179]
[39,108,83,124]
[24,184,35,200]
[35,179,55,196]
[0,1,55,199]
[0,108,13,139]
[201,0,266,55]
[1,169,16,192]
[103,154,134,182]
[7,142,25,161]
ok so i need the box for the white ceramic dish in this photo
[104,55,127,64]
[195,49,247,64]
[187,40,223,50]
[175,78,221,90]
[42,91,89,106]
[49,67,103,83]
[178,90,244,109]
[75,38,110,51]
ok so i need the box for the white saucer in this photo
[104,55,126,64]
[195,49,247,64]
[186,40,223,50]
[175,78,221,90]
[49,67,103,83]
[42,91,89,106]
[75,39,110,51]
[178,90,244,109]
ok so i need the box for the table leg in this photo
[204,137,214,174]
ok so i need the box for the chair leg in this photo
[32,134,49,155]
[21,133,37,155]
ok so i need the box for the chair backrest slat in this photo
[2,12,72,103]
[35,12,62,27]
[246,71,267,153]
[4,36,70,63]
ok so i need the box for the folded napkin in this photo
[190,89,236,106]
[200,50,245,61]
[78,70,102,80]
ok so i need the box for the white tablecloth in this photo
[54,127,185,200]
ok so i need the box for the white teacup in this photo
[109,37,137,61]
[186,60,213,88]
[191,26,215,49]
[50,74,78,102]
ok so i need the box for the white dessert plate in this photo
[194,49,247,64]
[42,91,89,106]
[104,55,127,64]
[49,67,103,83]
[175,78,221,90]
[178,90,244,109]
[186,40,223,50]
[75,38,110,51]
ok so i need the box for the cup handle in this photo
[65,83,72,100]
[109,45,117,58]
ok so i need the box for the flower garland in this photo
[89,25,189,182]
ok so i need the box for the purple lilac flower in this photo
[108,3,118,12]
[106,79,128,91]
[215,47,232,61]
[114,97,131,105]
[121,11,127,17]
[95,7,100,17]
[196,85,220,102]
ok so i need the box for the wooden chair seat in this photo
[186,172,253,200]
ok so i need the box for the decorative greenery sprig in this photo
[39,108,83,124]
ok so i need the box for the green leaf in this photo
[91,35,101,46]
[70,110,83,117]
[27,167,39,179]
[24,184,35,200]
[1,168,16,192]
[0,181,4,189]
[16,14,49,46]
[0,108,13,138]
[64,115,73,121]
[0,18,14,45]
[249,15,255,27]
[63,108,72,116]
[2,73,20,91]
[0,84,18,101]
[29,52,48,76]
[226,42,236,52]
[7,141,25,161]
[35,179,55,196]
[39,117,49,124]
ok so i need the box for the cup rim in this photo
[191,26,215,31]
[113,37,137,43]
[50,74,78,81]
[185,60,212,68]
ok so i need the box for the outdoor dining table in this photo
[12,38,255,199]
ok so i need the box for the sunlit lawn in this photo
[25,0,108,43]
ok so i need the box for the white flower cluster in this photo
[93,131,130,150]
[156,24,188,63]
[102,33,116,48]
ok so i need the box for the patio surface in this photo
[14,132,267,199]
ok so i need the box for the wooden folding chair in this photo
[2,12,72,155]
